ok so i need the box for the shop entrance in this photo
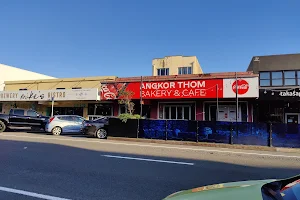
[204,102,248,122]
[217,105,242,122]
[285,113,299,134]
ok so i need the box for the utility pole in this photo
[140,76,143,117]
[216,84,219,121]
[51,96,54,117]
[235,72,239,123]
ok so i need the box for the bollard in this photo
[230,122,233,144]
[136,118,140,138]
[165,120,168,141]
[196,121,199,143]
[268,122,273,147]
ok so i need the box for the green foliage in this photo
[118,88,135,115]
[118,113,141,123]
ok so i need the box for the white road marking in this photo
[103,154,194,165]
[1,133,300,159]
[0,186,71,200]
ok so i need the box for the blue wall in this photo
[137,119,300,148]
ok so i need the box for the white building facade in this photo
[0,64,55,91]
[0,63,56,113]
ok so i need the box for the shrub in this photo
[118,113,142,123]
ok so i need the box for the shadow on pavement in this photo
[9,128,88,138]
[0,139,299,200]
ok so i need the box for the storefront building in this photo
[1,72,259,122]
[0,63,56,114]
[100,72,259,122]
[1,76,117,120]
[247,53,300,124]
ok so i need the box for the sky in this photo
[0,0,299,78]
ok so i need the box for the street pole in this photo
[216,84,219,121]
[51,96,54,117]
[140,76,143,117]
[235,72,238,123]
[235,72,239,139]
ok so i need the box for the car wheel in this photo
[96,128,107,139]
[0,121,6,133]
[52,126,62,136]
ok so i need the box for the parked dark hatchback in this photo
[83,117,109,139]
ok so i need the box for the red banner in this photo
[100,79,224,100]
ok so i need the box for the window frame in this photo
[259,72,271,86]
[259,70,300,86]
[178,66,193,75]
[157,68,169,76]
[271,71,283,86]
[284,71,296,86]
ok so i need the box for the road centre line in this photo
[1,133,300,159]
[0,186,71,200]
[102,154,194,165]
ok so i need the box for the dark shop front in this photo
[257,88,300,127]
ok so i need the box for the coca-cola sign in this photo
[100,83,127,100]
[232,79,249,95]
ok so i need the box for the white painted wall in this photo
[0,63,56,91]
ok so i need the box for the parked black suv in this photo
[0,108,49,132]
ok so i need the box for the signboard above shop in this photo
[259,88,300,101]
[100,77,259,100]
[0,88,99,101]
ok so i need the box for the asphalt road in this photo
[0,132,299,200]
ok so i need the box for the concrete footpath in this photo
[107,136,300,153]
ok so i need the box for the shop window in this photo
[271,71,283,86]
[52,107,83,116]
[88,103,113,116]
[119,104,127,114]
[178,67,192,75]
[0,103,2,113]
[259,72,271,86]
[163,105,192,120]
[157,68,169,76]
[297,71,300,85]
[284,71,296,86]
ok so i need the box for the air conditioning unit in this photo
[254,57,260,62]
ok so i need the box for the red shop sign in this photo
[232,79,249,95]
[101,79,224,100]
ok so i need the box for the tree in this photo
[118,88,135,115]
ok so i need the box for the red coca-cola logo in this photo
[100,85,117,100]
[232,79,249,95]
